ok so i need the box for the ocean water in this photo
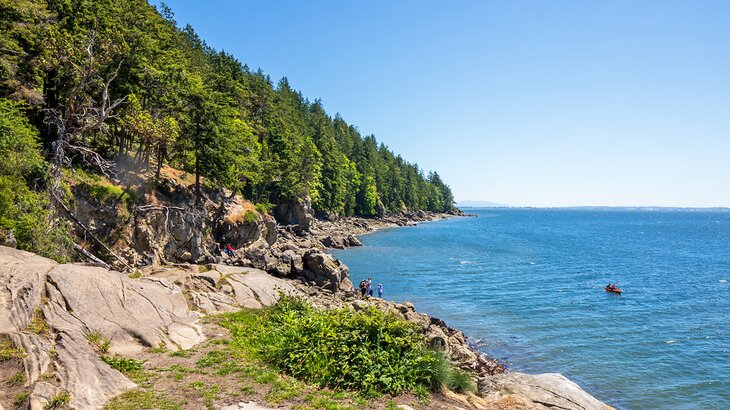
[332,208,730,409]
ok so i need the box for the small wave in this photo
[720,279,727,283]
[665,339,679,344]
[460,261,475,265]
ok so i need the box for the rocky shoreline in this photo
[0,171,612,409]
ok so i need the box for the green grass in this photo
[196,350,227,368]
[86,329,111,353]
[13,392,30,407]
[265,378,304,404]
[164,364,199,381]
[0,334,25,361]
[446,368,475,393]
[43,391,70,409]
[170,349,192,358]
[26,307,49,334]
[219,295,456,397]
[8,369,26,386]
[189,381,220,409]
[101,355,152,383]
[103,389,183,410]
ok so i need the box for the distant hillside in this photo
[456,200,508,208]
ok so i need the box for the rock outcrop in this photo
[0,247,204,409]
[478,372,614,410]
[0,247,305,410]
[302,251,354,292]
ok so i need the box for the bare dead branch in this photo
[51,192,132,271]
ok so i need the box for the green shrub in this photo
[255,202,273,215]
[243,209,257,223]
[220,296,449,397]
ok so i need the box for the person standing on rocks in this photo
[377,283,383,298]
[367,277,373,297]
[359,279,367,298]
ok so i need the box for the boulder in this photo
[274,197,315,231]
[478,372,613,410]
[302,251,354,292]
[346,234,362,247]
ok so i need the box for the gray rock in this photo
[0,231,16,248]
[0,247,205,409]
[302,251,354,292]
[346,234,362,246]
[478,372,612,410]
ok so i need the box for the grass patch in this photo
[86,329,111,353]
[103,389,183,410]
[446,368,475,393]
[196,350,227,368]
[219,295,453,397]
[102,355,144,373]
[189,381,220,409]
[101,355,152,383]
[265,378,304,404]
[43,391,70,409]
[164,364,199,381]
[26,307,49,334]
[147,345,168,354]
[13,392,30,407]
[8,369,26,386]
[170,349,192,358]
[0,334,25,361]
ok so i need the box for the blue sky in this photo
[157,1,730,207]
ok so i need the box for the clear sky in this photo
[157,0,730,207]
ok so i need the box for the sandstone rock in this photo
[478,372,612,410]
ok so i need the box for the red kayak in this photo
[605,286,622,294]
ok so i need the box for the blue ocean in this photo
[332,209,730,409]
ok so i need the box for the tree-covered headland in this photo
[0,0,455,258]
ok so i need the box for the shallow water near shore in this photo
[333,208,730,409]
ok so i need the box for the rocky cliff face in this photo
[69,172,277,268]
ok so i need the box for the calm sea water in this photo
[332,208,730,409]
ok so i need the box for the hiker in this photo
[359,279,367,298]
[366,277,373,297]
[225,244,235,257]
[377,283,383,298]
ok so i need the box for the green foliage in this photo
[85,329,111,353]
[0,99,72,261]
[13,392,30,407]
[219,296,450,397]
[43,391,70,410]
[8,369,27,386]
[26,307,48,334]
[0,334,26,362]
[101,355,144,373]
[1,0,457,246]
[243,209,257,223]
[103,389,183,410]
[446,368,475,393]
